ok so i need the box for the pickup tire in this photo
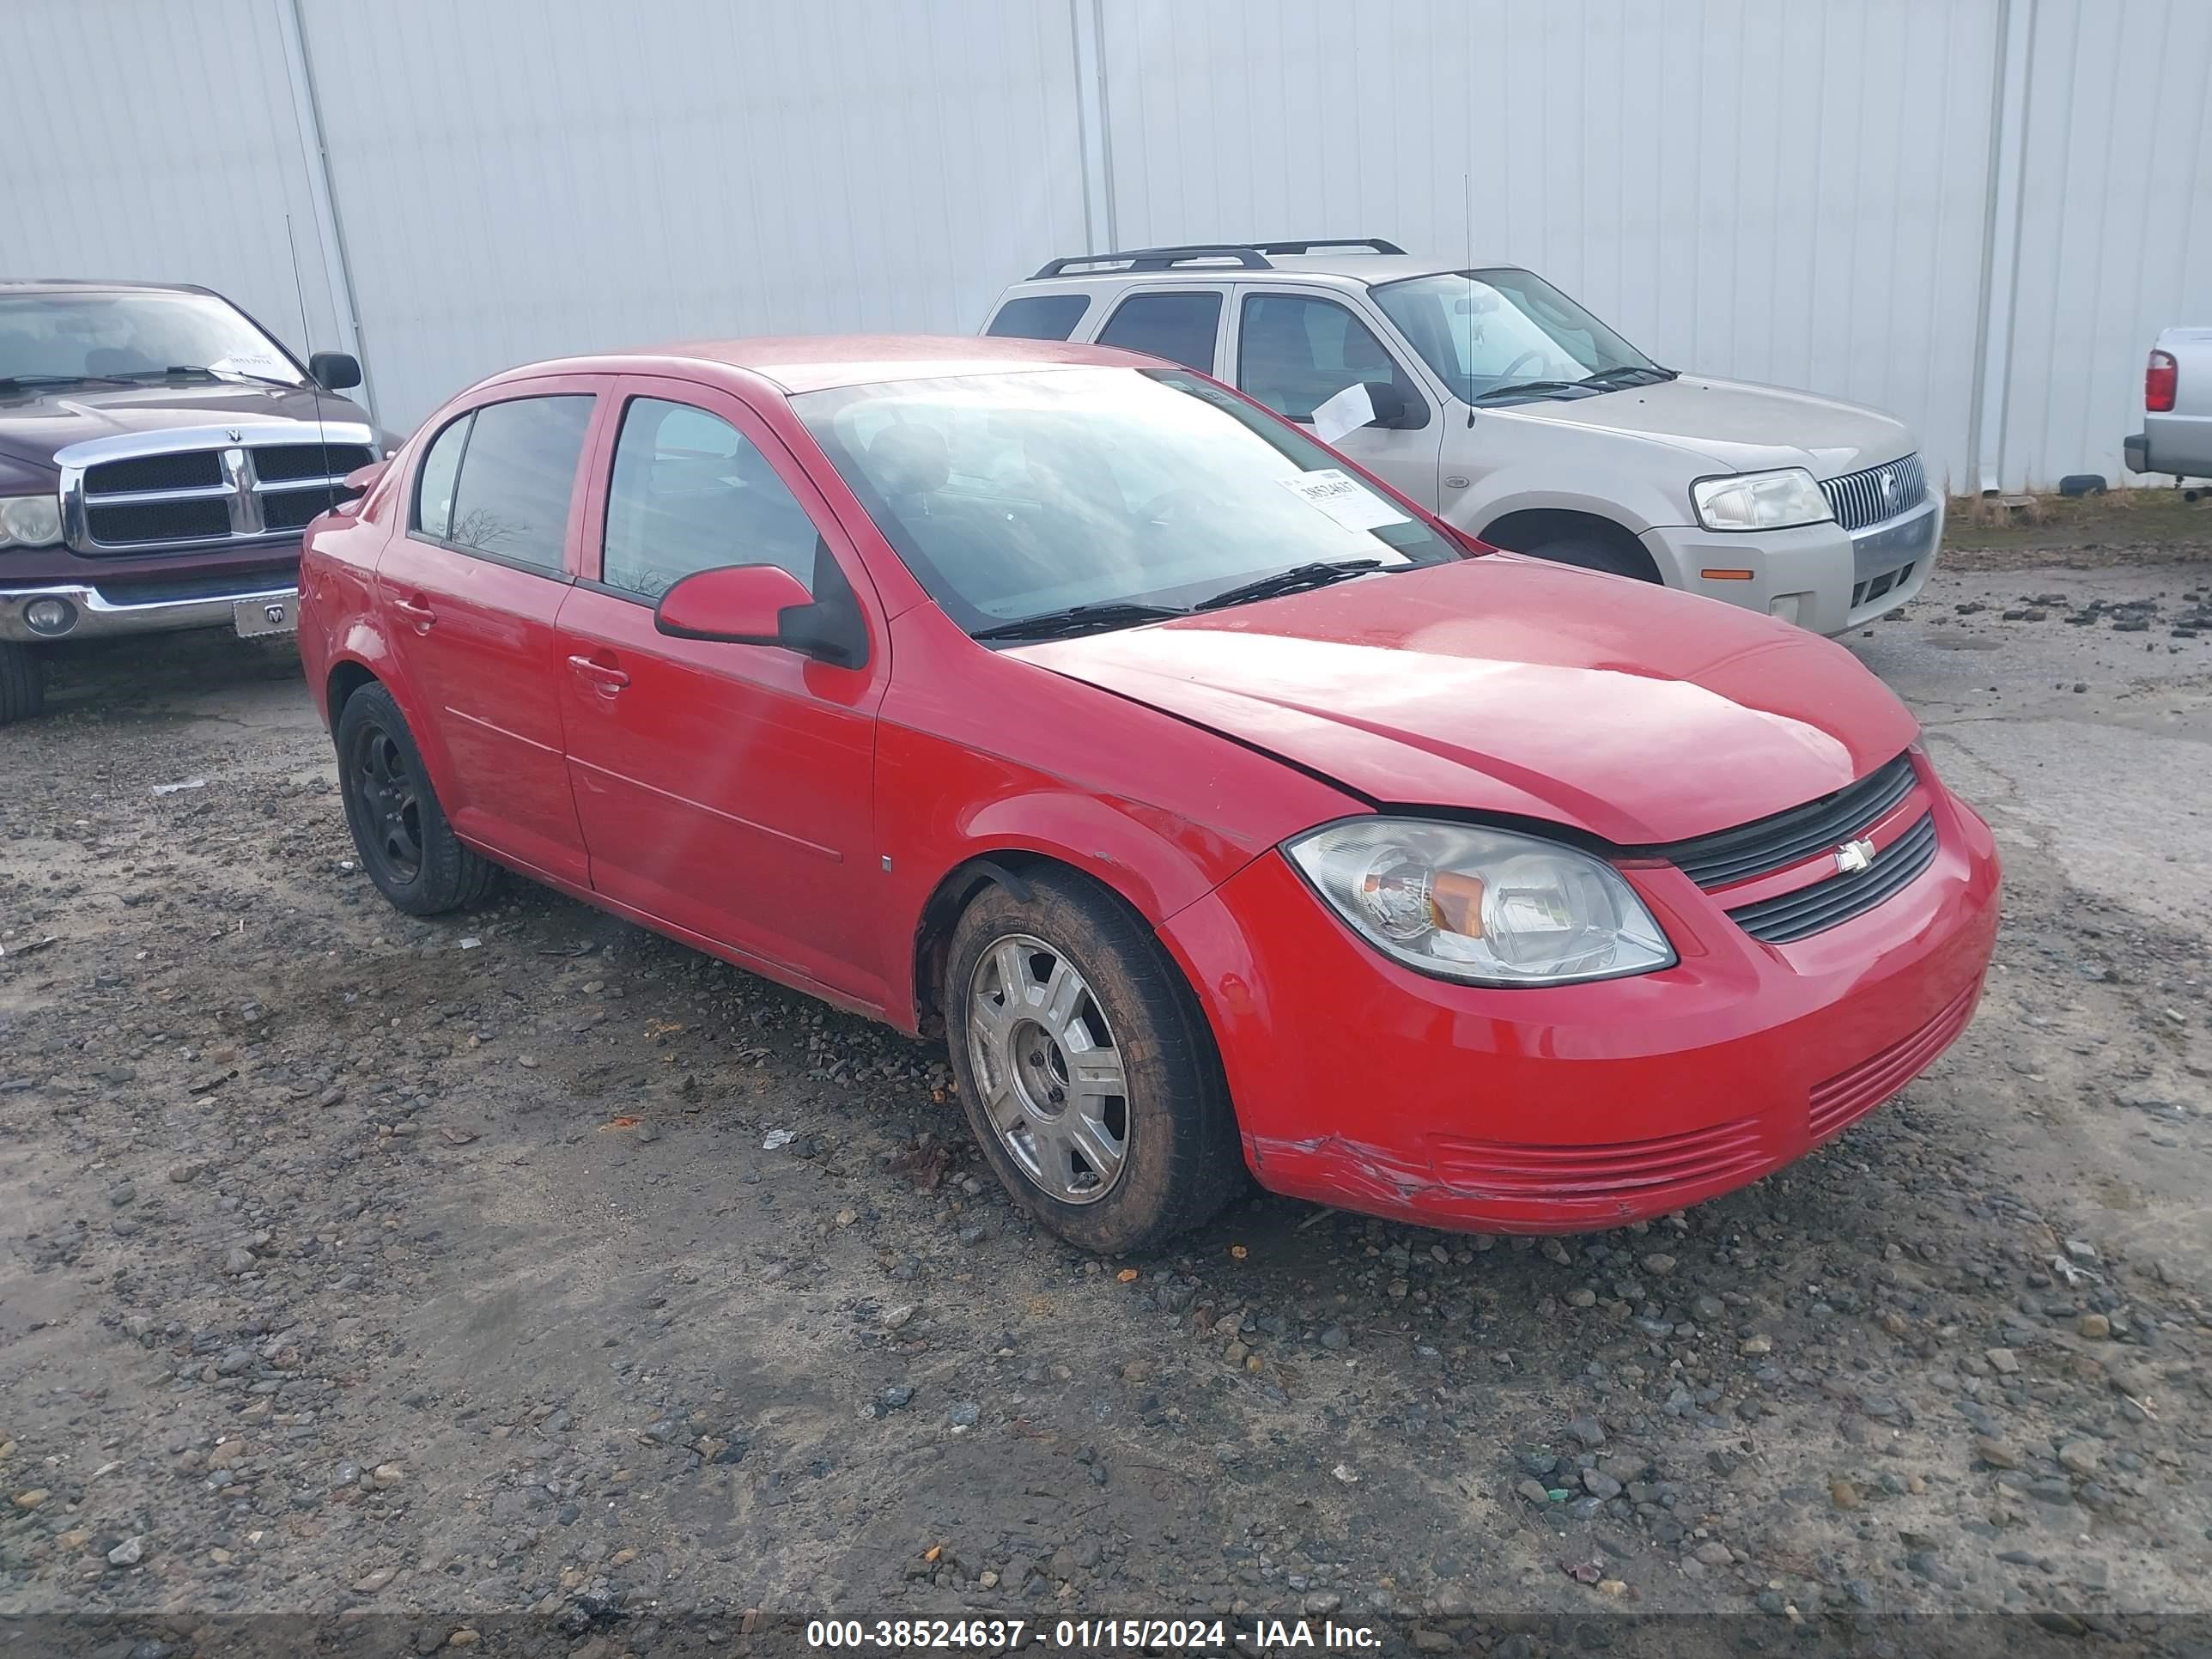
[335,683,499,915]
[0,641,45,725]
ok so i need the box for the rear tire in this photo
[0,641,46,725]
[335,682,498,916]
[945,870,1243,1255]
[1524,536,1660,581]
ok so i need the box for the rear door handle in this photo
[567,653,629,691]
[391,594,436,629]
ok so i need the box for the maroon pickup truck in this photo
[0,279,382,721]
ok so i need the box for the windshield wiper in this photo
[1196,558,1386,612]
[971,601,1189,641]
[1470,379,1595,404]
[0,372,137,390]
[1578,364,1678,389]
[123,365,302,391]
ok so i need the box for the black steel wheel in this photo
[335,682,497,915]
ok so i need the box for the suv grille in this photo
[1658,752,1918,890]
[62,428,377,555]
[1821,453,1926,532]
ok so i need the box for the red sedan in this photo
[298,336,2000,1254]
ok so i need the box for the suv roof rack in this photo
[1247,238,1407,255]
[1030,244,1274,279]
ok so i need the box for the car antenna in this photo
[1463,171,1478,428]
[282,212,332,483]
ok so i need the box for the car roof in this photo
[486,334,1166,396]
[0,279,215,297]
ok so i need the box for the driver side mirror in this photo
[654,562,866,667]
[309,350,362,392]
[1361,380,1426,431]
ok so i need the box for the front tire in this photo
[0,641,46,725]
[335,683,497,915]
[945,870,1243,1255]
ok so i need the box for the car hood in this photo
[1504,374,1916,477]
[0,380,374,470]
[1008,556,1917,846]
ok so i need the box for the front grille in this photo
[252,442,374,483]
[1659,751,1918,890]
[1430,1115,1769,1200]
[1808,981,1978,1143]
[1821,453,1926,532]
[261,486,341,531]
[1851,561,1917,610]
[84,452,223,494]
[86,498,233,546]
[1726,811,1938,945]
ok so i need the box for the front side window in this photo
[796,366,1461,634]
[1370,269,1662,404]
[1095,291,1222,371]
[984,294,1091,342]
[429,395,594,573]
[0,289,306,388]
[601,397,823,600]
[1237,293,1420,422]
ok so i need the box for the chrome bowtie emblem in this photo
[1834,836,1877,875]
[264,603,288,626]
[226,427,243,443]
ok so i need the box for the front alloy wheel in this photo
[968,934,1130,1203]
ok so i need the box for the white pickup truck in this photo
[984,239,1941,637]
[2124,328,2212,483]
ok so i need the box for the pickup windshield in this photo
[0,291,307,389]
[794,366,1462,637]
[1371,269,1662,404]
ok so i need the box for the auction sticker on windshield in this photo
[1279,468,1410,537]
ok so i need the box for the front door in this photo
[376,383,601,886]
[1227,285,1444,508]
[551,380,892,1008]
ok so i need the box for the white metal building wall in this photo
[3,0,2209,492]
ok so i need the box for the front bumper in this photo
[1642,494,1942,637]
[1159,763,2001,1234]
[0,579,299,642]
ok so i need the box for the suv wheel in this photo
[945,870,1244,1255]
[336,683,499,915]
[0,642,45,725]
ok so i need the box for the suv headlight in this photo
[0,495,62,549]
[1691,468,1831,532]
[1285,818,1674,986]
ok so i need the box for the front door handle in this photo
[567,653,629,691]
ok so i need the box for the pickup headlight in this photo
[1285,818,1674,986]
[1691,468,1831,532]
[0,495,62,549]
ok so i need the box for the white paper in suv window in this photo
[1279,468,1411,537]
[1310,380,1375,444]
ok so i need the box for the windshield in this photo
[1370,269,1657,403]
[794,366,1462,634]
[0,291,307,386]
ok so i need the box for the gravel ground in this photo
[3,556,2210,1656]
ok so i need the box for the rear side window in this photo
[1096,291,1221,370]
[412,416,470,541]
[435,395,594,573]
[601,397,824,599]
[985,294,1091,341]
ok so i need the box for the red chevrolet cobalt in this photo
[298,337,1999,1254]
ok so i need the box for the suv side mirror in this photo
[309,350,362,392]
[1361,380,1425,430]
[655,562,867,667]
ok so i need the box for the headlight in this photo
[1285,818,1675,986]
[0,495,62,549]
[1691,467,1831,532]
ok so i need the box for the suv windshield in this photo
[1370,269,1662,404]
[795,366,1461,635]
[0,290,307,388]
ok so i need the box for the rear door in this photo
[1226,285,1444,507]
[551,379,893,1006]
[376,380,602,884]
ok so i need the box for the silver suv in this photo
[983,240,1939,635]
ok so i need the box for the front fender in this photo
[1458,478,1686,543]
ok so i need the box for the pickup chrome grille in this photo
[57,423,377,556]
[1820,453,1926,532]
